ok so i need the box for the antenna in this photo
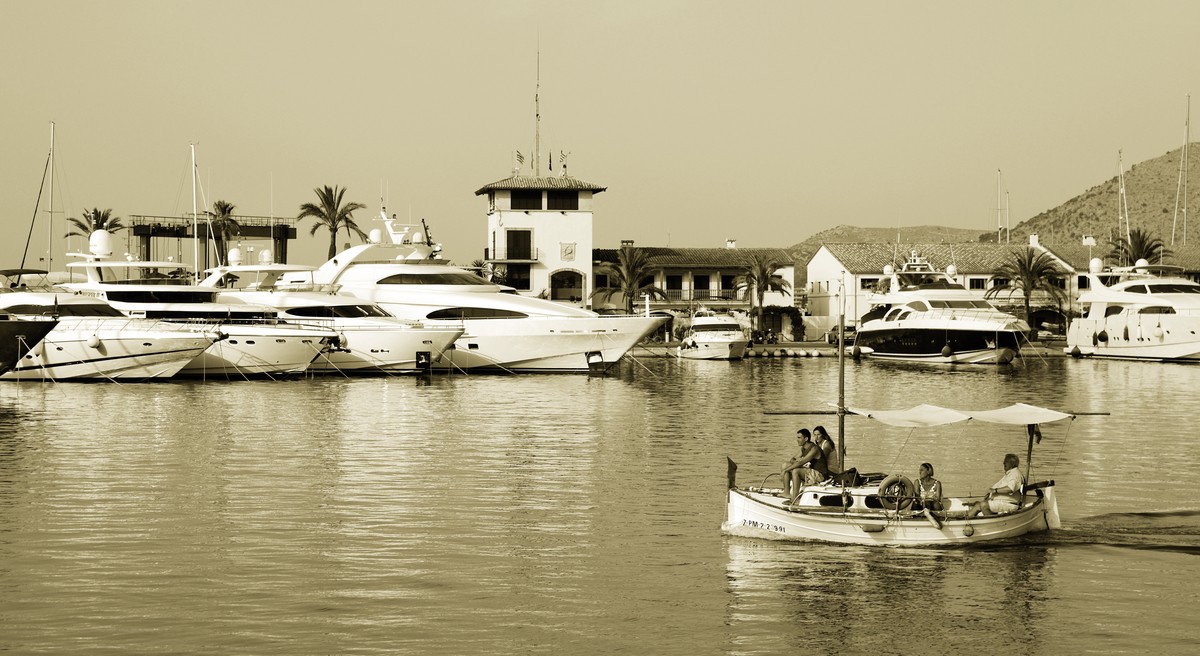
[997,169,1003,243]
[533,43,541,177]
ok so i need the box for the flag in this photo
[515,150,525,165]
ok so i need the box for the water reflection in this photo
[725,539,1055,655]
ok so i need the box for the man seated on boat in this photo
[966,453,1024,518]
[783,429,829,503]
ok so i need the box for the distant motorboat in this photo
[1066,258,1200,361]
[676,309,748,360]
[854,251,1028,364]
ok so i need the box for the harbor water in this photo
[1,354,1198,654]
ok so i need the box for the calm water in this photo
[1,354,1198,655]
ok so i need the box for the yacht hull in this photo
[179,325,333,377]
[306,324,463,373]
[3,319,215,380]
[381,314,665,373]
[855,325,1024,364]
[0,319,58,375]
[1066,315,1200,361]
[677,338,749,360]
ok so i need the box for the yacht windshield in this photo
[426,307,528,319]
[693,324,741,333]
[286,305,392,319]
[1146,283,1200,294]
[376,272,491,285]
[3,303,125,317]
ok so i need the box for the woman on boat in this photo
[813,425,842,475]
[915,463,943,511]
[966,453,1024,518]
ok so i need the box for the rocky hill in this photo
[788,143,1199,260]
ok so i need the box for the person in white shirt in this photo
[966,453,1024,517]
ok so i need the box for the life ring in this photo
[877,474,914,511]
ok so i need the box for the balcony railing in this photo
[484,248,540,262]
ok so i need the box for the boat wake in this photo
[1043,509,1200,555]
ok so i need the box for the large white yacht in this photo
[62,232,337,378]
[1066,258,1200,361]
[197,257,464,373]
[284,219,666,373]
[854,251,1029,364]
[0,269,217,381]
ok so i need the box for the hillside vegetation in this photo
[788,144,1200,261]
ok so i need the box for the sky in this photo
[3,0,1200,270]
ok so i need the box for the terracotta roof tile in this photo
[593,247,795,268]
[819,242,1058,275]
[475,175,606,195]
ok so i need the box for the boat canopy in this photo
[846,402,1074,427]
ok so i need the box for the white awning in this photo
[846,402,1074,427]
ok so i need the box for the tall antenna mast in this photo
[533,45,541,177]
[1005,189,1011,244]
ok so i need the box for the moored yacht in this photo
[197,257,464,373]
[854,251,1029,364]
[61,233,336,378]
[1066,258,1200,361]
[0,269,217,381]
[676,309,749,360]
[285,219,666,373]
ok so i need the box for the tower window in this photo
[547,190,579,211]
[512,190,542,210]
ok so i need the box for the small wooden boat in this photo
[725,306,1080,546]
[725,403,1072,546]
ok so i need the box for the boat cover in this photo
[845,402,1073,427]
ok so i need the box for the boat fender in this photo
[1123,326,1129,341]
[1097,330,1108,343]
[1154,325,1164,338]
[877,474,914,511]
[86,334,101,349]
[851,346,861,360]
[941,344,952,358]
[336,332,349,349]
[1091,332,1098,346]
[963,524,974,537]
[1070,346,1082,358]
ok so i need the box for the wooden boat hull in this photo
[725,483,1058,546]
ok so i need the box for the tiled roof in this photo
[474,175,606,195]
[593,247,795,268]
[819,242,1050,275]
[1040,240,1200,272]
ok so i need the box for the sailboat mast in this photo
[191,144,198,284]
[1186,94,1191,246]
[836,277,846,472]
[47,121,55,272]
[996,169,1002,243]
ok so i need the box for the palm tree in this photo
[208,200,241,265]
[297,185,368,259]
[1107,227,1171,266]
[985,247,1068,329]
[64,208,125,238]
[591,246,668,314]
[734,251,792,332]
